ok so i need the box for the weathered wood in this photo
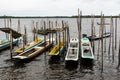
[44,21,46,42]
[101,14,104,73]
[62,20,64,45]
[115,18,117,50]
[97,22,101,60]
[17,19,21,33]
[4,18,8,38]
[33,21,36,41]
[52,21,54,44]
[111,17,114,62]
[117,39,120,69]
[48,21,51,44]
[36,22,38,40]
[108,17,112,60]
[91,15,95,54]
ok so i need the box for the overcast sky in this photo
[0,0,120,16]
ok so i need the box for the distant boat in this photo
[65,38,79,61]
[49,40,66,56]
[13,41,53,60]
[0,38,20,51]
[14,36,44,54]
[81,37,94,59]
[87,32,111,41]
[33,28,57,35]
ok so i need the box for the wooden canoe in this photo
[14,37,44,54]
[65,38,79,61]
[87,32,111,41]
[81,37,94,59]
[0,37,20,51]
[13,41,52,60]
[49,41,66,56]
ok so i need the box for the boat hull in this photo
[13,42,52,60]
[81,37,94,60]
[65,38,79,62]
[0,38,19,51]
[49,41,66,56]
[87,32,111,41]
[14,37,44,54]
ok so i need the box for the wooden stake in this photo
[117,39,120,69]
[65,24,68,45]
[58,27,60,55]
[108,17,112,60]
[97,26,101,60]
[17,19,21,33]
[55,21,58,44]
[115,18,117,50]
[52,21,54,44]
[103,18,106,53]
[4,17,8,38]
[48,21,51,43]
[10,29,13,60]
[44,21,46,42]
[9,18,13,60]
[111,17,114,62]
[36,22,38,40]
[33,21,36,41]
[101,13,104,73]
[62,20,64,44]
[91,15,95,54]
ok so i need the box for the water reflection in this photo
[80,59,94,72]
[49,56,61,64]
[65,61,78,70]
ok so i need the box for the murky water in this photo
[0,18,120,80]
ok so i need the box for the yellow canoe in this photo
[49,41,65,56]
[14,37,44,54]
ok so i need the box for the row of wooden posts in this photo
[77,9,120,72]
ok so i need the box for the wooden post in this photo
[9,18,13,60]
[58,25,61,55]
[44,21,46,42]
[101,13,104,73]
[77,9,82,65]
[67,24,70,47]
[10,29,13,60]
[17,19,21,33]
[103,18,106,53]
[4,17,8,38]
[93,26,95,54]
[97,22,101,60]
[24,25,27,45]
[36,22,38,40]
[55,21,58,44]
[91,15,95,54]
[33,21,36,41]
[108,17,112,60]
[111,17,114,62]
[7,18,9,28]
[65,23,67,47]
[52,21,54,44]
[62,20,64,44]
[22,26,27,52]
[117,39,120,69]
[48,21,51,43]
[115,18,117,50]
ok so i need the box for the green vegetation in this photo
[0,15,119,18]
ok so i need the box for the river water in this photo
[0,18,120,80]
